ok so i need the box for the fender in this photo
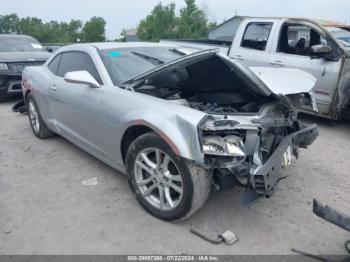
[120,110,205,164]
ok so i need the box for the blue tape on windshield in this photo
[108,51,121,57]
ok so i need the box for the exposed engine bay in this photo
[132,54,271,114]
[129,52,318,198]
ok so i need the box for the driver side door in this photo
[48,51,105,155]
[267,23,342,115]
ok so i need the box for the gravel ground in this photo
[0,99,349,255]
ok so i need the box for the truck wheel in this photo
[26,93,54,139]
[126,132,211,221]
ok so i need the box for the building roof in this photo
[125,29,138,36]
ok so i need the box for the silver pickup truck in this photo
[162,16,350,120]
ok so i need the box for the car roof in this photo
[0,34,36,39]
[70,42,178,50]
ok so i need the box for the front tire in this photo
[26,93,54,139]
[126,132,211,221]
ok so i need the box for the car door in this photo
[48,51,105,155]
[267,22,343,115]
[229,19,278,66]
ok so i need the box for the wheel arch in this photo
[24,89,31,103]
[120,124,153,164]
[120,118,203,165]
[120,121,181,164]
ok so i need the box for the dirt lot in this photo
[0,99,349,255]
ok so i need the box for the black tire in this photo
[26,93,54,139]
[126,132,211,221]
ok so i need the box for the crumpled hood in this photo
[250,67,318,111]
[249,67,316,95]
[0,51,51,62]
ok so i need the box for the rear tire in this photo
[26,93,54,139]
[126,132,211,221]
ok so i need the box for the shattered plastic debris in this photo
[220,230,239,245]
[82,177,98,187]
[190,227,239,245]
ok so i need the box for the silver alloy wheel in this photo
[28,100,40,134]
[134,148,183,211]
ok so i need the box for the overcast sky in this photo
[0,0,349,39]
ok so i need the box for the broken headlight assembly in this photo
[202,135,245,158]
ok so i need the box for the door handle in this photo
[270,61,285,67]
[49,84,57,91]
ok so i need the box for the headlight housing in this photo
[203,135,245,157]
[0,63,8,70]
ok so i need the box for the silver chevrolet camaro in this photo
[22,42,318,220]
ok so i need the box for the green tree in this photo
[67,20,83,42]
[117,29,127,42]
[136,0,214,41]
[81,16,106,42]
[177,0,209,39]
[137,3,178,42]
[0,14,20,34]
[208,21,217,31]
[18,17,47,42]
[0,14,104,43]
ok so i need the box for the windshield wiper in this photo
[169,48,186,56]
[131,51,164,65]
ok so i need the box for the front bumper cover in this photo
[0,73,22,95]
[252,124,318,196]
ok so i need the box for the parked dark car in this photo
[0,34,51,102]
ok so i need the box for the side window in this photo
[47,54,62,75]
[241,23,273,51]
[277,24,325,56]
[57,52,102,84]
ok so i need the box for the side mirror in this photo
[46,46,53,53]
[310,44,333,59]
[64,71,100,88]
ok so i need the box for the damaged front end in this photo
[198,104,318,197]
[127,50,319,198]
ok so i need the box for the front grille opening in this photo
[8,61,45,73]
[11,84,21,90]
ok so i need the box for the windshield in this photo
[0,35,45,52]
[327,27,350,48]
[99,47,187,84]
